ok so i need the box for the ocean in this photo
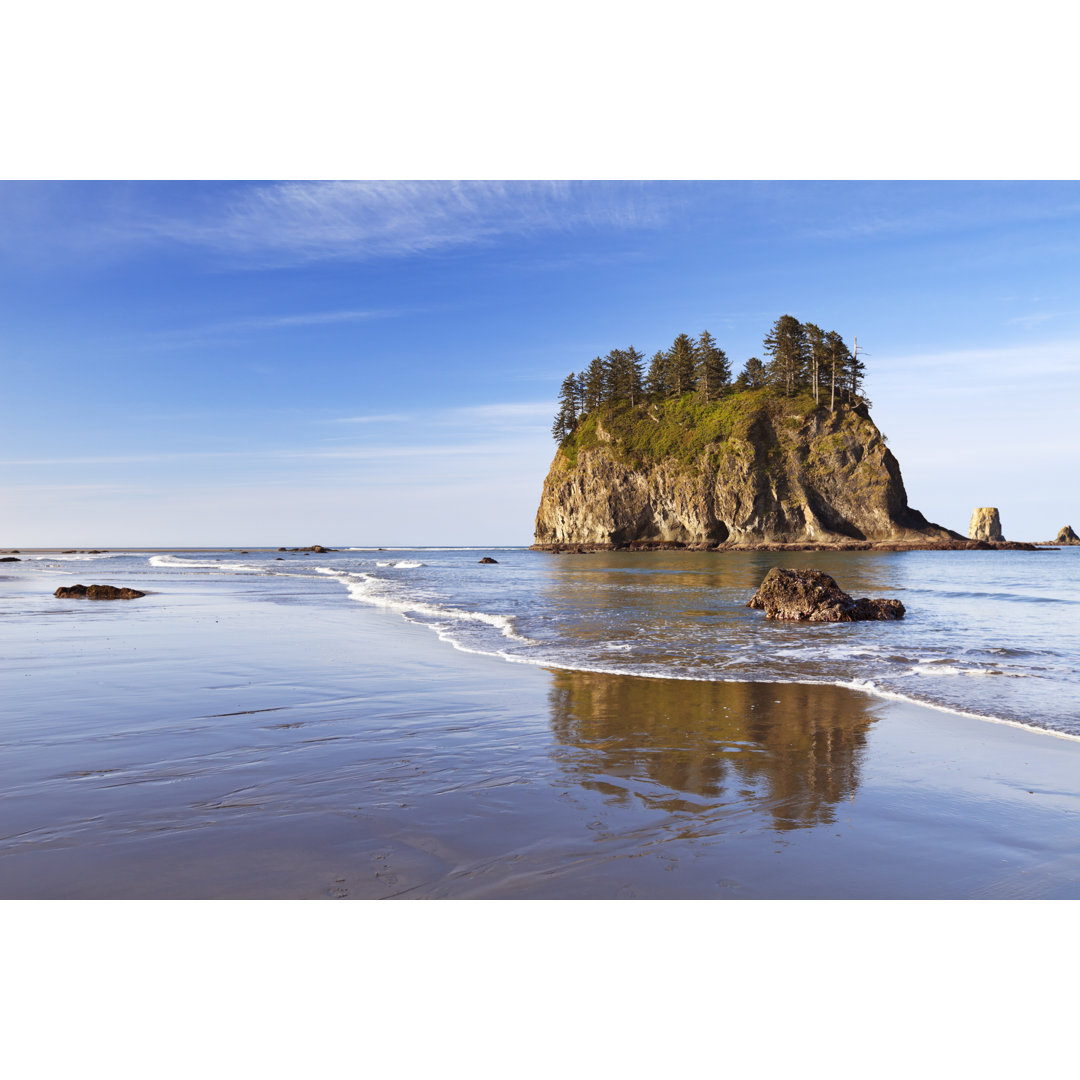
[19,544,1073,737]
[4,544,1080,898]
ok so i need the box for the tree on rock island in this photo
[550,316,869,440]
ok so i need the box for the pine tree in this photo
[646,349,669,397]
[763,315,808,395]
[582,355,608,412]
[824,331,850,410]
[694,330,731,403]
[551,372,580,441]
[803,322,828,406]
[667,333,697,396]
[734,356,768,391]
[622,345,645,405]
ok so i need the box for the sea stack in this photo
[968,507,1004,542]
[534,392,957,547]
[1053,525,1080,545]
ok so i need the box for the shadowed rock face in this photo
[747,568,904,622]
[534,395,957,547]
[1053,525,1080,545]
[969,507,1004,541]
[54,584,145,600]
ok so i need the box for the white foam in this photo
[907,664,1028,679]
[29,553,129,561]
[375,559,425,568]
[317,566,534,645]
[148,554,264,573]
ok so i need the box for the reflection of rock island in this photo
[547,670,877,831]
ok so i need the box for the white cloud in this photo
[329,413,413,425]
[139,180,669,265]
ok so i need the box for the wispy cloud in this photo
[797,184,1080,242]
[329,413,413,425]
[137,181,671,266]
[874,339,1080,382]
[141,306,417,349]
[450,402,554,420]
[1003,311,1058,329]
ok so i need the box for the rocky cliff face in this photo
[534,391,957,547]
[1053,525,1080,545]
[968,507,1004,542]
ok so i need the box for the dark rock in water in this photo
[478,557,499,564]
[275,557,284,560]
[748,568,904,622]
[62,550,76,554]
[1052,525,1080,545]
[278,547,287,551]
[0,556,19,562]
[55,584,146,600]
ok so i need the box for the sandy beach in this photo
[4,560,1080,899]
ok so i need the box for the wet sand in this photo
[3,571,1080,898]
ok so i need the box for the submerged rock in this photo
[478,557,499,564]
[747,568,904,622]
[1052,525,1080,545]
[54,584,146,600]
[969,507,1004,541]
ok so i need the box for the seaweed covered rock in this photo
[55,584,146,600]
[747,568,904,622]
[478,557,499,563]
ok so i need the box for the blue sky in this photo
[2,180,1079,545]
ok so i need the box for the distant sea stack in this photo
[968,507,1004,542]
[534,391,958,548]
[1052,525,1080,545]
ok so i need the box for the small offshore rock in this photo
[1,556,20,562]
[478,557,499,564]
[969,507,1004,542]
[55,584,146,600]
[1052,525,1080,545]
[747,568,904,622]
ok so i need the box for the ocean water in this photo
[9,544,1080,739]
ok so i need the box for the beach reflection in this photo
[547,670,877,830]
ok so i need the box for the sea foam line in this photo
[316,566,534,645]
[148,554,265,573]
[314,567,1080,746]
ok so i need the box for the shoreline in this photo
[4,558,1080,898]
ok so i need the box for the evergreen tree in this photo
[646,349,669,397]
[734,356,768,391]
[824,331,850,410]
[803,322,828,405]
[763,315,808,395]
[694,330,731,403]
[621,345,645,405]
[582,355,608,412]
[667,333,697,396]
[551,372,580,442]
